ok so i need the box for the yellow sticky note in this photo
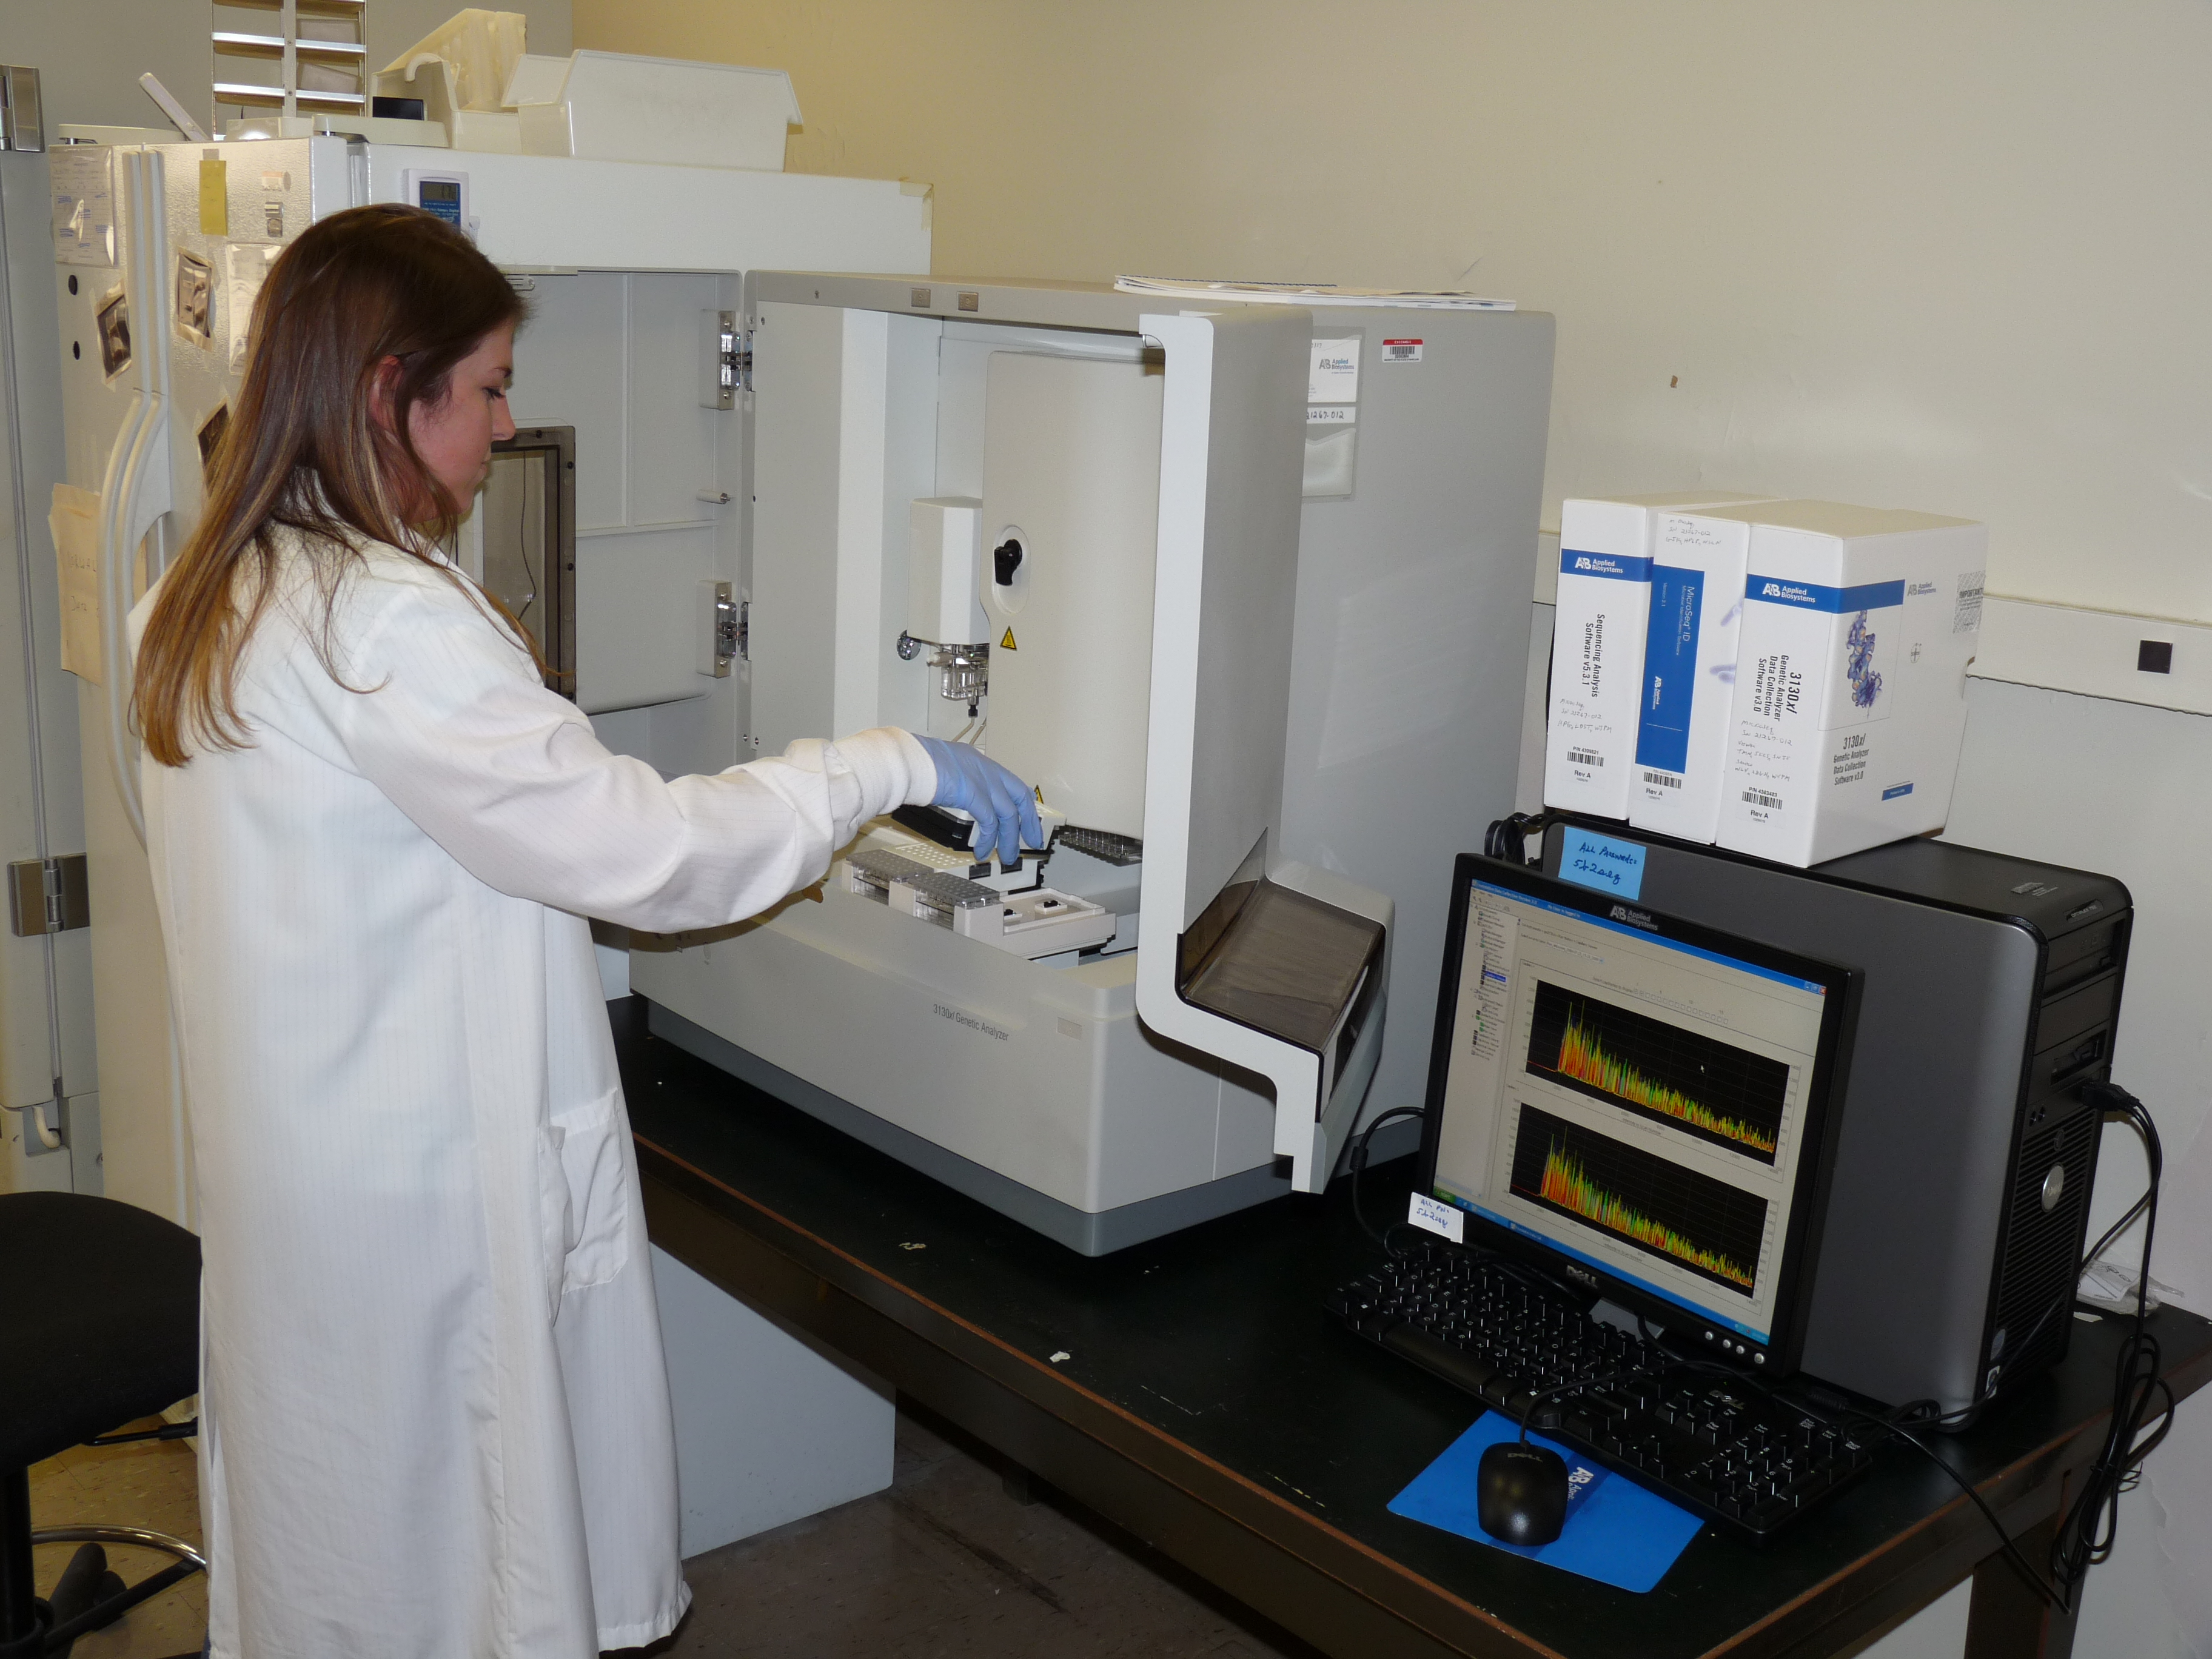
[48,483,103,684]
[198,158,227,236]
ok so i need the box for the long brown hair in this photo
[135,203,528,766]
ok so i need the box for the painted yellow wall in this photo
[574,0,2212,621]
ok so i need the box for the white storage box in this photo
[1716,501,1985,867]
[1543,492,1769,817]
[517,52,802,171]
[377,8,528,153]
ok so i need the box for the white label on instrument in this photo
[1309,337,1360,403]
[1382,337,1424,362]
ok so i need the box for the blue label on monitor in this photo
[1633,565,1701,775]
[1744,575,1906,612]
[1558,830,1645,900]
[1560,548,1653,581]
[1882,782,1914,800]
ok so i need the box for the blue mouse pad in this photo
[1387,1412,1704,1592]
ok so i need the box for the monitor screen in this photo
[1422,860,1851,1365]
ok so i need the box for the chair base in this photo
[25,1529,204,1658]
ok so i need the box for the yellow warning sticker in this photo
[1000,628,1017,650]
[198,158,228,236]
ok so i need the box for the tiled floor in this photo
[651,1411,1319,1659]
[30,1410,1319,1659]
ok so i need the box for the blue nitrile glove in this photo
[914,736,1044,866]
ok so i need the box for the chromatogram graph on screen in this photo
[1508,1105,1767,1294]
[1526,981,1789,1163]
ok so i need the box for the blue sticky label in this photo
[1882,782,1914,800]
[1633,565,1702,776]
[1561,548,1654,582]
[1559,830,1646,900]
[1744,576,1906,612]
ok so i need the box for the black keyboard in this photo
[1327,1241,1874,1538]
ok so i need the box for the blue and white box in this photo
[1716,503,1986,868]
[1627,508,1761,842]
[1544,493,1770,819]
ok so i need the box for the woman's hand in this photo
[914,737,1044,866]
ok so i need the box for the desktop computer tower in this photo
[1537,821,2129,1417]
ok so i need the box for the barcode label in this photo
[1742,788,1783,809]
[1382,337,1424,361]
[1643,771,1681,789]
[1567,749,1604,767]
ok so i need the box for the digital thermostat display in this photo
[400,170,471,235]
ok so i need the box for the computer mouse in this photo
[1477,1438,1570,1546]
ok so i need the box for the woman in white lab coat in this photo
[129,204,1039,1659]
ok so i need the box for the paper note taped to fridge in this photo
[50,483,103,683]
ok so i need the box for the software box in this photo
[1627,508,1758,843]
[1544,492,1771,820]
[1717,503,1985,868]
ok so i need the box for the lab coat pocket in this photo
[537,1087,633,1310]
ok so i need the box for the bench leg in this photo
[1965,1511,2081,1659]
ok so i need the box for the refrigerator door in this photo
[62,146,188,1220]
[1,142,98,1193]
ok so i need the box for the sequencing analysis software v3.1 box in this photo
[1544,492,1772,818]
[1717,503,1985,868]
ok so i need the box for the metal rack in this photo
[212,0,367,124]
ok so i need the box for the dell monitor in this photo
[1418,856,1857,1375]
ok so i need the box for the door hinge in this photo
[702,309,749,409]
[8,854,89,937]
[700,581,743,678]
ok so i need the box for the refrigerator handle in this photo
[95,149,177,849]
[104,391,170,849]
[95,386,151,845]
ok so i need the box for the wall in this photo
[5,0,571,134]
[575,0,2212,625]
[567,5,2212,1655]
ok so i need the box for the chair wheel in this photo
[89,1569,129,1624]
[47,1541,107,1616]
[42,1545,133,1655]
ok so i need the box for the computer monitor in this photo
[1416,856,1857,1375]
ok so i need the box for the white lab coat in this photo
[130,531,936,1658]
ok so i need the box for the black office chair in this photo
[0,1191,203,1659]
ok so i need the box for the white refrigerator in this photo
[1,69,100,1197]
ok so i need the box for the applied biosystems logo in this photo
[1561,549,1651,580]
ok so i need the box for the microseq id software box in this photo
[1543,492,1771,818]
[1717,503,1985,867]
[1628,508,1760,842]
